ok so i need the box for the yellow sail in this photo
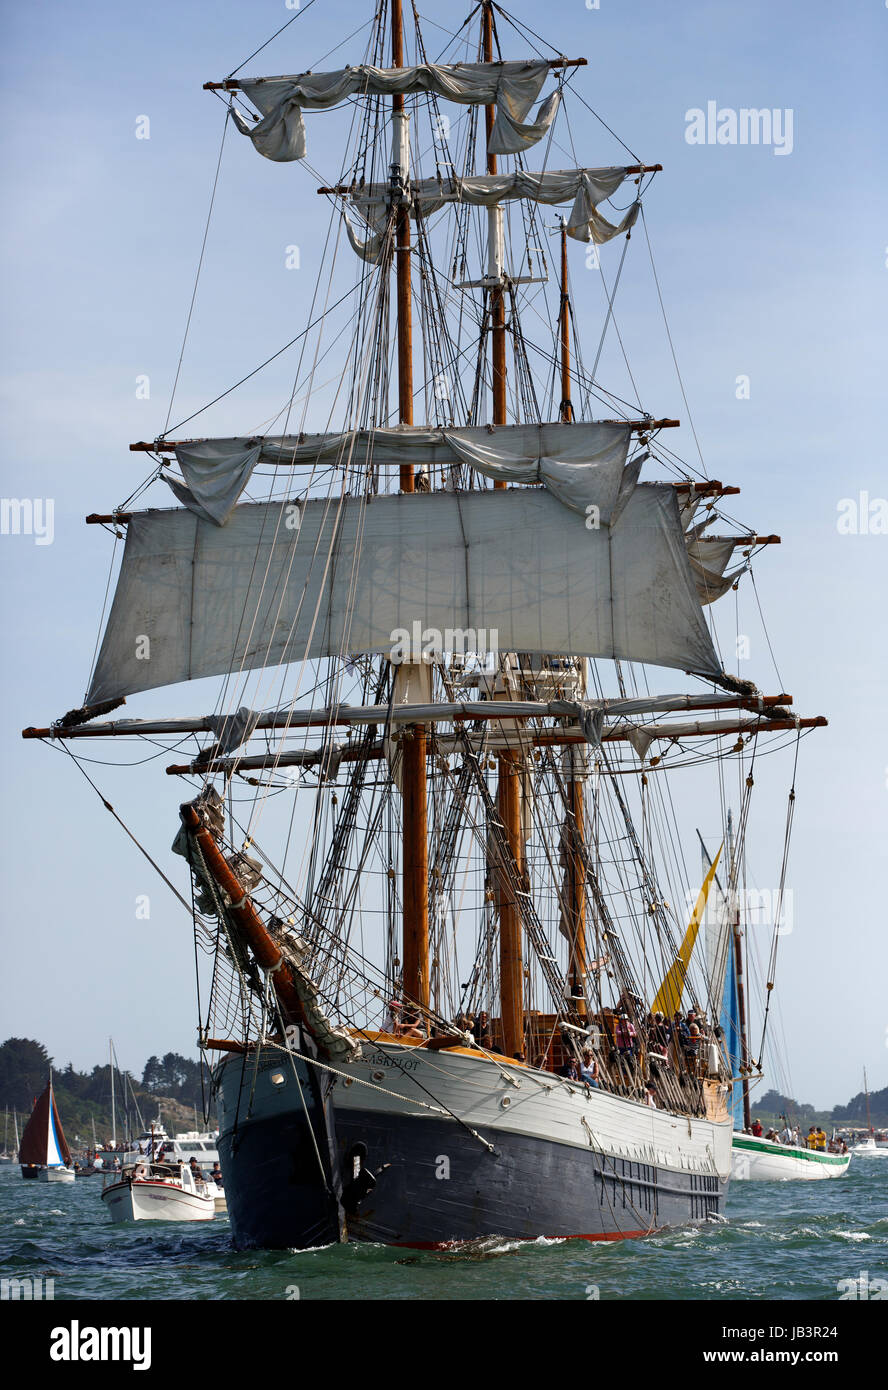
[652,843,723,1018]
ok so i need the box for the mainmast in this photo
[482,1,507,426]
[558,238,587,1009]
[478,1,524,1058]
[392,0,430,1014]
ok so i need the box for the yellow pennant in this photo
[652,843,723,1018]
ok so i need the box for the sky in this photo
[0,0,885,1109]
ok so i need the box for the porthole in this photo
[500,1096,511,1109]
[372,1070,385,1082]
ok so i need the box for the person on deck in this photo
[613,1012,637,1059]
[399,1007,426,1040]
[681,1022,702,1075]
[780,1123,794,1146]
[579,1050,599,1088]
[189,1156,205,1181]
[644,1080,658,1109]
[647,1012,671,1070]
[558,1058,580,1081]
[472,1011,492,1048]
[751,1119,764,1138]
[805,1126,818,1149]
[385,999,404,1033]
[211,1161,223,1187]
[812,1126,827,1151]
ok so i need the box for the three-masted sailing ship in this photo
[24,1,824,1246]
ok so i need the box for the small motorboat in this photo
[101,1160,216,1223]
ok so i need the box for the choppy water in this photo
[1,1159,885,1301]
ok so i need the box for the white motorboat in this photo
[847,1070,887,1156]
[849,1134,888,1157]
[101,1159,216,1223]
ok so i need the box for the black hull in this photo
[217,1041,345,1251]
[20,1165,40,1180]
[220,1103,726,1250]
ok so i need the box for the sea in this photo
[1,1156,885,1303]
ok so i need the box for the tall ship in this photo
[23,1,824,1247]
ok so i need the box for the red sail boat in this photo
[19,1073,75,1183]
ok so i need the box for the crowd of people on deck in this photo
[379,988,724,1113]
[741,1118,848,1153]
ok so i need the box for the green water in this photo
[1,1160,885,1301]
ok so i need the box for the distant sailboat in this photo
[708,820,851,1182]
[849,1069,887,1157]
[19,1073,75,1182]
[0,1107,16,1164]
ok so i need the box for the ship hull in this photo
[20,1164,75,1182]
[731,1135,851,1180]
[217,1042,732,1250]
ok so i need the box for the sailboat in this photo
[22,1,827,1247]
[849,1070,887,1157]
[0,1108,17,1164]
[19,1074,75,1182]
[703,820,852,1182]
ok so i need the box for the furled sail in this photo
[86,483,722,703]
[344,169,639,260]
[687,535,749,604]
[230,61,558,162]
[167,423,633,525]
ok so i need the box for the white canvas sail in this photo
[86,483,721,703]
[166,423,635,525]
[231,61,558,161]
[344,168,640,260]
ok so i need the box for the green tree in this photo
[0,1038,52,1110]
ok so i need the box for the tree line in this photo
[0,1037,208,1144]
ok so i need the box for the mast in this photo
[109,1038,116,1150]
[565,750,588,1014]
[391,0,429,1014]
[478,2,523,1057]
[482,0,508,430]
[728,811,752,1130]
[864,1067,873,1135]
[558,241,586,1007]
[559,219,573,422]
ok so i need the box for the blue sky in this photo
[1,0,885,1109]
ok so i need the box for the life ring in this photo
[134,1163,148,1180]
